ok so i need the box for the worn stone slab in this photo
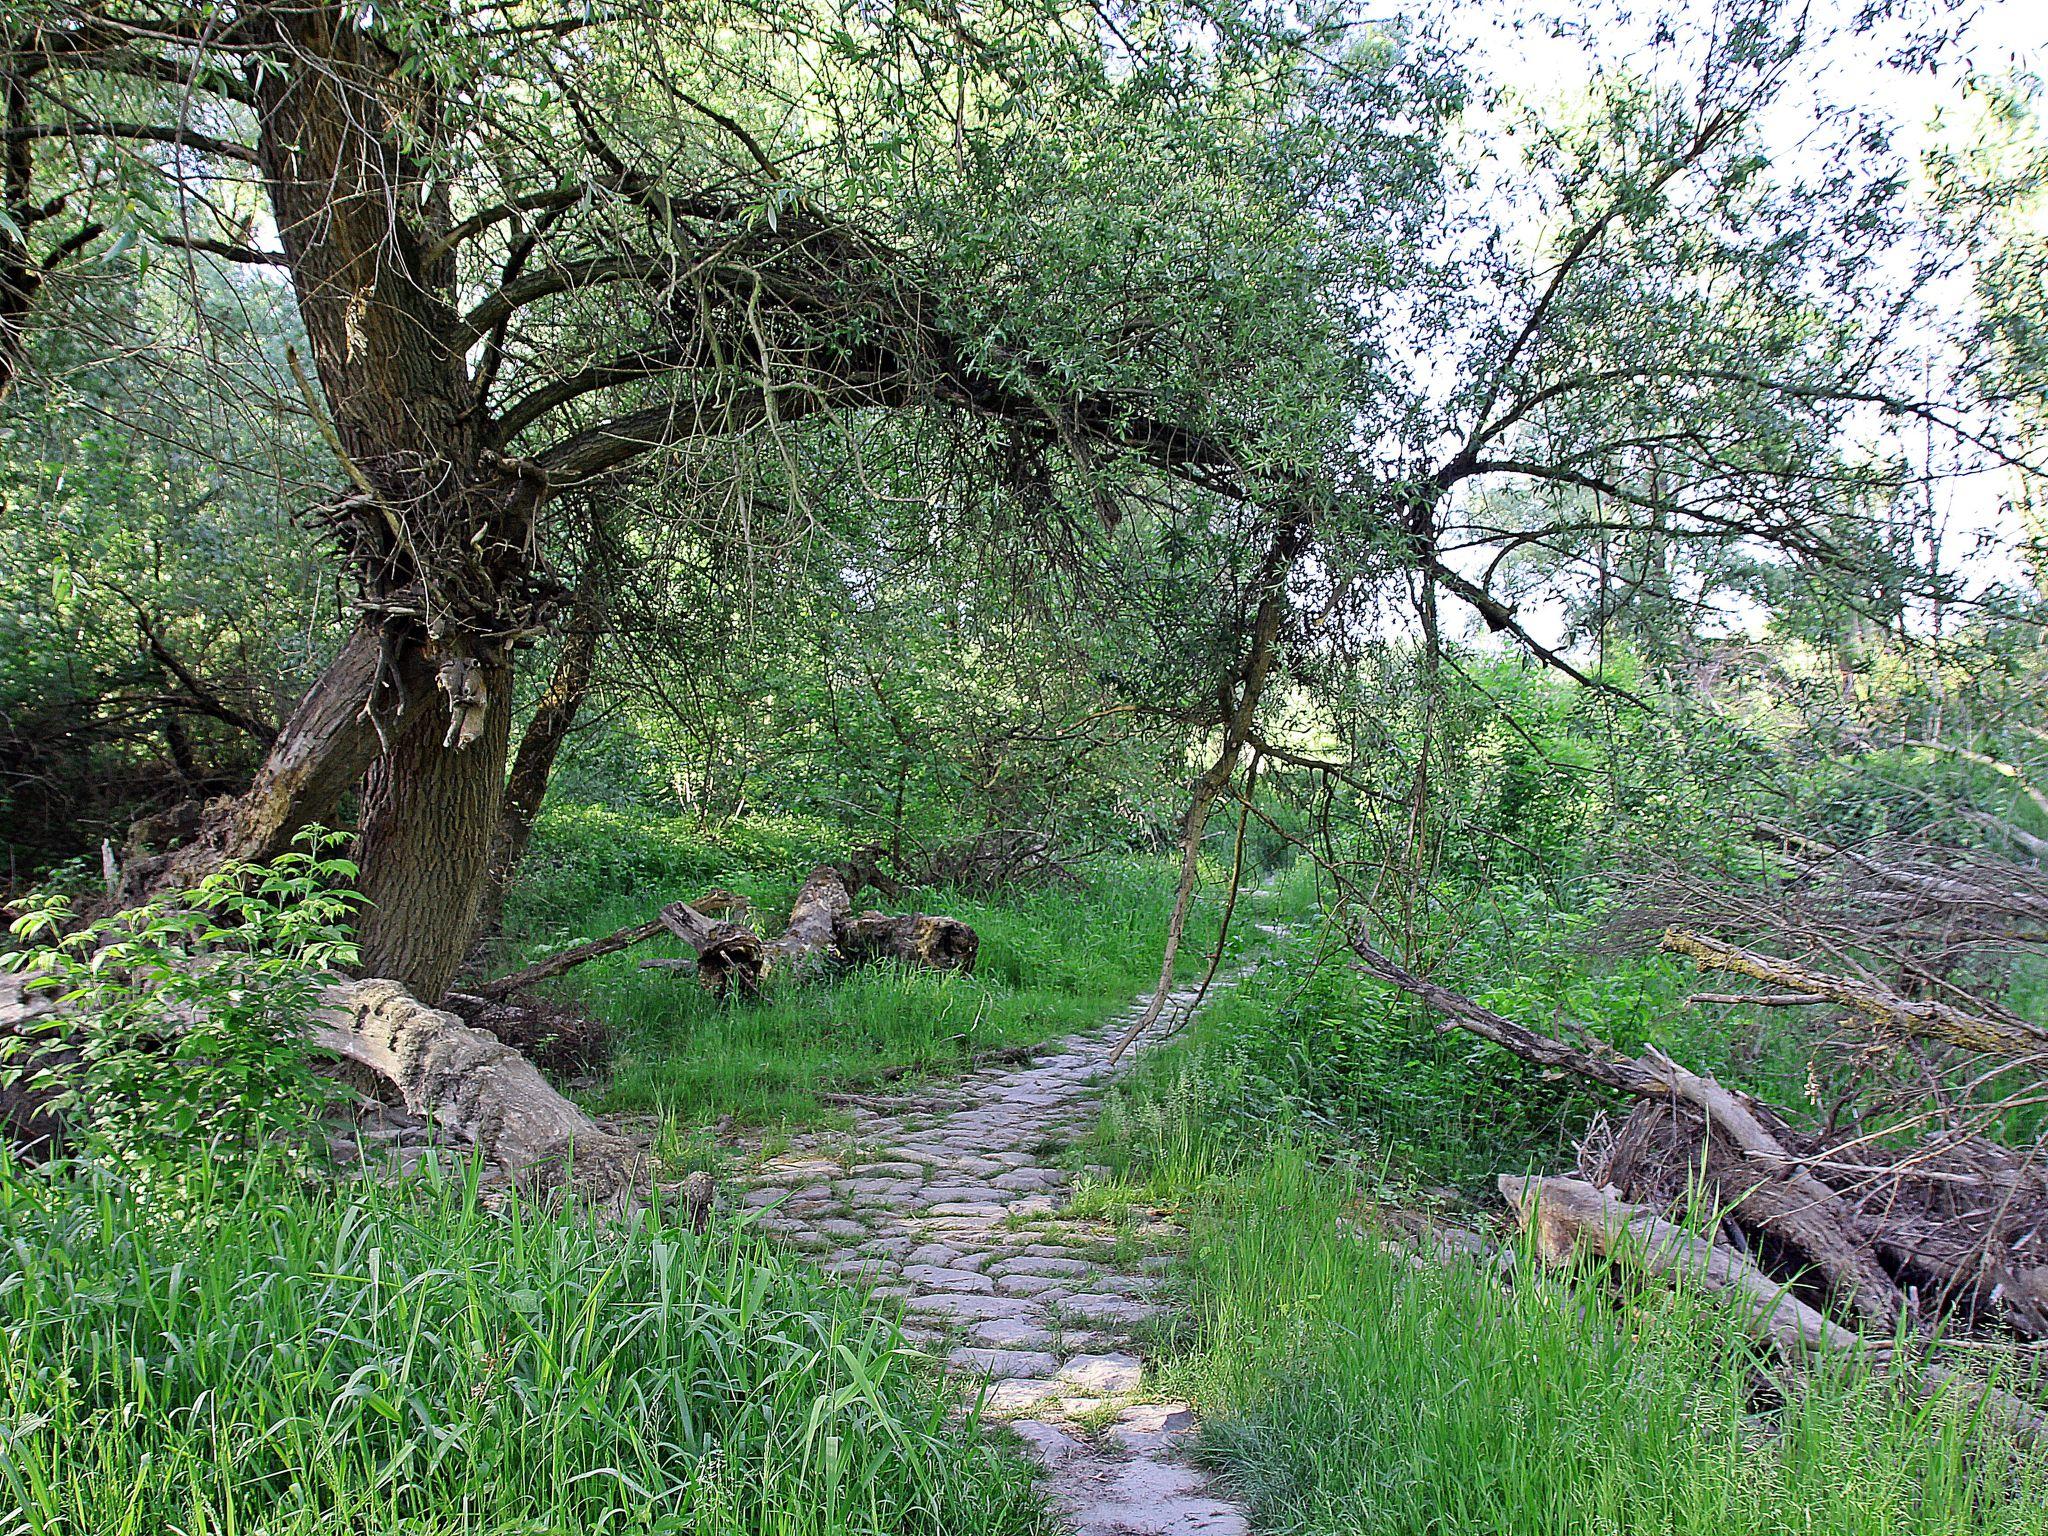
[948,1347,1060,1378]
[1058,1352,1143,1394]
[900,1264,995,1294]
[903,1292,1036,1322]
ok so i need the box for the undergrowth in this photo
[0,1158,1043,1536]
[1088,899,2048,1535]
[1173,1153,2048,1536]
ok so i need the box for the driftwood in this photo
[481,867,976,1000]
[1352,932,1950,1335]
[312,978,651,1208]
[1500,1175,2046,1445]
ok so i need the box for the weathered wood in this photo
[312,978,647,1207]
[473,891,748,999]
[1662,928,2048,1060]
[1354,932,1908,1328]
[657,899,767,996]
[1500,1175,2046,1445]
[1643,1046,1907,1328]
[769,865,853,973]
[478,871,978,1002]
[837,910,979,974]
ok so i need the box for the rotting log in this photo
[837,910,979,974]
[1500,1175,2047,1446]
[769,865,853,973]
[311,978,648,1208]
[657,899,767,996]
[477,868,977,1002]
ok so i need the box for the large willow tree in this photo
[1,0,2025,999]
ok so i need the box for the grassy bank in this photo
[0,1159,1043,1536]
[1173,1153,2048,1536]
[1084,915,2048,1536]
[495,803,1246,1128]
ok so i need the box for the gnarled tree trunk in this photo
[354,653,515,1000]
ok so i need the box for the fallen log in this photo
[472,891,749,1000]
[768,865,853,973]
[837,909,979,974]
[1351,931,1909,1330]
[657,899,767,996]
[312,978,649,1209]
[478,868,976,1002]
[1500,1174,2047,1446]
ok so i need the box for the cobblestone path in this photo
[732,978,1253,1535]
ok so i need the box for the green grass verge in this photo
[1172,1152,2048,1536]
[0,1159,1044,1536]
[1080,903,2048,1536]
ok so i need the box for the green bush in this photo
[1,831,360,1184]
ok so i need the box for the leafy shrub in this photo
[1,830,359,1182]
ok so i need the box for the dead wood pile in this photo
[480,865,977,1000]
[1351,931,2048,1344]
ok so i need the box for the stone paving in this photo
[729,978,1254,1536]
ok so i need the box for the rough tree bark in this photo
[312,977,654,1208]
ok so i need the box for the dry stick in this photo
[1663,929,2048,1060]
[474,891,745,999]
[1500,1175,2047,1446]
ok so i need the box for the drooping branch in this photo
[1348,933,1671,1096]
[1108,507,1312,1065]
[1661,929,2048,1061]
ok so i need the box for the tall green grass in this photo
[0,1159,1043,1536]
[496,803,1239,1127]
[1174,1154,2048,1536]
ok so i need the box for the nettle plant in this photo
[2,830,361,1180]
